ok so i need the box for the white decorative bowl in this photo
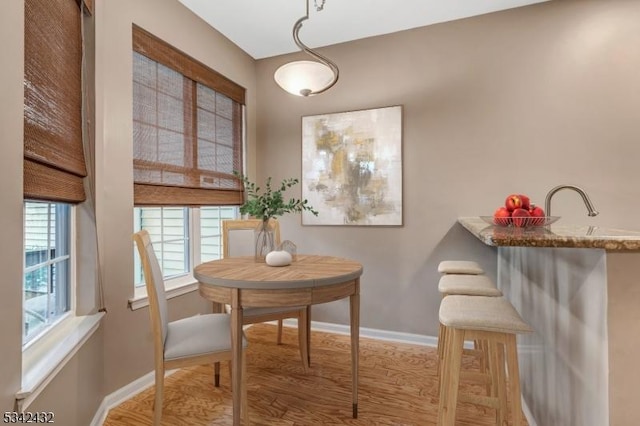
[265,250,292,267]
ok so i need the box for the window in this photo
[23,202,72,345]
[19,0,103,406]
[200,206,238,262]
[131,26,245,296]
[133,206,237,287]
[23,0,86,343]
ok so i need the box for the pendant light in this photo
[274,0,339,97]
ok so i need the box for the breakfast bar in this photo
[458,217,640,426]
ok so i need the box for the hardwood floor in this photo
[104,324,525,425]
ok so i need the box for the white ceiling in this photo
[178,0,549,59]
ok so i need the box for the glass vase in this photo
[254,219,275,262]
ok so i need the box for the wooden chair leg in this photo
[306,305,312,366]
[212,301,223,314]
[241,351,248,424]
[214,362,221,387]
[153,366,164,426]
[298,311,310,372]
[505,334,524,426]
[277,319,283,344]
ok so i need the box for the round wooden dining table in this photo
[194,254,363,426]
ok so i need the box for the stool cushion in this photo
[438,260,484,275]
[439,295,533,334]
[438,274,502,297]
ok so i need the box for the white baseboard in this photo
[90,322,437,425]
[283,319,439,347]
[90,369,177,426]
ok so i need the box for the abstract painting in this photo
[301,105,402,226]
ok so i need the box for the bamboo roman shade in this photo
[24,0,87,203]
[132,25,245,206]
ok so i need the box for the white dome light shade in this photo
[274,60,335,97]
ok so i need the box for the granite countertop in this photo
[458,217,640,250]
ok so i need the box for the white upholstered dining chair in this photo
[222,219,310,370]
[133,230,247,426]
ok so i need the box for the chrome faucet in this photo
[544,185,599,217]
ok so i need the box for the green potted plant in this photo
[235,172,318,261]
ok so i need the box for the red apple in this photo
[529,204,545,226]
[505,194,523,212]
[511,208,531,227]
[493,207,512,226]
[518,194,531,210]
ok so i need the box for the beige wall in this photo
[255,0,640,335]
[26,328,105,425]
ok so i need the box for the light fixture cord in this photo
[293,0,339,96]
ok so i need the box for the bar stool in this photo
[436,260,497,382]
[436,274,502,363]
[438,260,484,275]
[438,295,533,426]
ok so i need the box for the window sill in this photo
[128,274,199,310]
[17,311,105,410]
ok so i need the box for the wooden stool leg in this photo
[488,339,507,426]
[505,334,524,426]
[438,323,450,388]
[476,339,492,396]
[438,323,446,360]
[438,328,465,426]
[437,295,446,365]
[437,323,446,373]
[437,327,451,425]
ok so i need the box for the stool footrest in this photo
[462,348,483,357]
[460,371,491,384]
[459,393,500,409]
[460,371,491,385]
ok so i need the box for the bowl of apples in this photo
[482,194,560,228]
